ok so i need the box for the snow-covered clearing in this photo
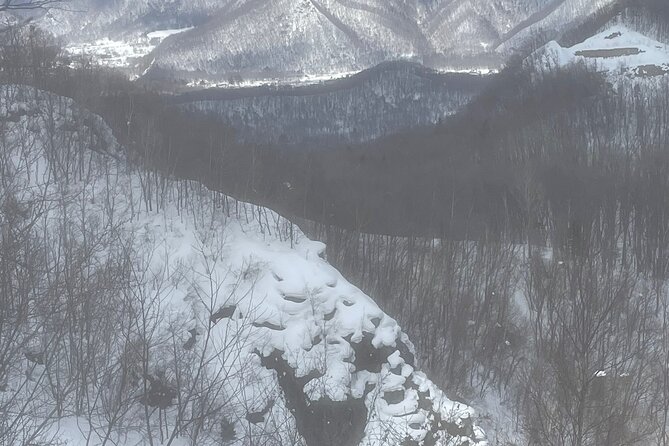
[65,27,193,73]
[539,25,669,78]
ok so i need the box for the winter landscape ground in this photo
[1,0,669,445]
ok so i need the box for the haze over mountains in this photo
[38,0,620,84]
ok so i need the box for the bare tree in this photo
[0,0,66,12]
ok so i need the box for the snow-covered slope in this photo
[145,0,427,84]
[0,85,486,445]
[421,0,551,54]
[536,25,669,78]
[39,0,225,38]
[493,0,617,52]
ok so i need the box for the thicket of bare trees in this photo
[297,64,669,444]
[0,81,304,445]
[0,0,66,12]
[0,78,473,446]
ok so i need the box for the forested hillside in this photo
[174,63,486,147]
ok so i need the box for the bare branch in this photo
[0,0,66,12]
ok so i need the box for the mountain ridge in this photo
[36,0,621,84]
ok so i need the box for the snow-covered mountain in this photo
[36,0,620,85]
[140,0,429,83]
[0,83,487,445]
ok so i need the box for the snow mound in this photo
[0,85,486,446]
[537,26,669,78]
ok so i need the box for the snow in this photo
[186,65,495,90]
[434,67,499,76]
[0,84,486,445]
[147,27,194,41]
[538,26,669,78]
[66,38,152,69]
[65,27,195,72]
[473,390,523,445]
[186,69,363,90]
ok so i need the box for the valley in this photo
[1,0,669,445]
